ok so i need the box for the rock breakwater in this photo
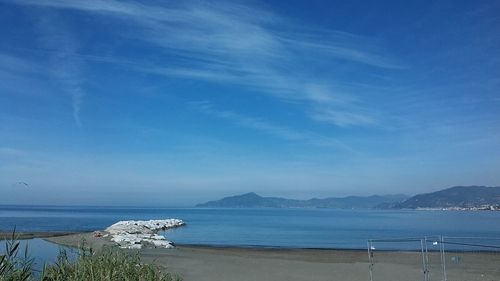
[105,219,185,249]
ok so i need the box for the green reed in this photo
[1,230,181,281]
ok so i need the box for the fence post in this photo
[367,240,374,281]
[440,236,447,281]
[424,237,431,281]
[421,239,430,281]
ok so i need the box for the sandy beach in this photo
[44,233,500,281]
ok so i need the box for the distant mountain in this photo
[195,192,409,209]
[394,186,500,209]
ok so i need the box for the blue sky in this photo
[1,0,499,206]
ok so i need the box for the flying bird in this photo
[12,182,30,188]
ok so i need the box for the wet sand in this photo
[0,231,80,240]
[45,233,500,281]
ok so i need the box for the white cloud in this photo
[9,0,399,127]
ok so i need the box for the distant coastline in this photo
[413,206,500,211]
[196,192,409,209]
[196,186,500,210]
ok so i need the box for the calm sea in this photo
[2,205,500,249]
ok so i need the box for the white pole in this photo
[421,239,429,281]
[424,237,431,281]
[367,240,374,281]
[440,236,447,281]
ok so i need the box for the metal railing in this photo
[367,236,500,281]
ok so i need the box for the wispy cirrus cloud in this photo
[0,53,51,95]
[35,14,86,127]
[0,53,43,74]
[311,109,376,127]
[0,146,26,157]
[9,0,400,127]
[188,101,358,152]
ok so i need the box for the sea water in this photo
[0,238,76,275]
[2,206,500,270]
[2,206,500,249]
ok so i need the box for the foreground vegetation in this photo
[0,231,180,281]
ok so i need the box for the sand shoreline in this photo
[1,232,498,280]
[40,232,500,281]
[0,231,82,240]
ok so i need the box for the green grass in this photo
[0,229,34,281]
[1,230,181,281]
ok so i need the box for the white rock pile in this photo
[105,219,185,249]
